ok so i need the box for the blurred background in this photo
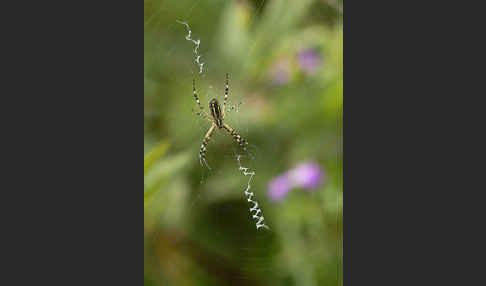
[144,0,342,285]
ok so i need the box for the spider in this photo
[192,74,249,168]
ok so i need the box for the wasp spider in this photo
[192,74,249,168]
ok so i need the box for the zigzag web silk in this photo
[177,20,269,230]
[236,155,269,230]
[176,20,205,74]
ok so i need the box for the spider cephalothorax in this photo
[192,74,248,168]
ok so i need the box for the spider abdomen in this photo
[209,98,223,128]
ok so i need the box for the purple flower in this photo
[288,162,324,190]
[268,175,292,201]
[268,161,325,202]
[297,49,322,74]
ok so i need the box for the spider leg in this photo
[193,79,211,118]
[222,73,229,118]
[222,123,249,151]
[200,123,217,169]
[192,108,213,122]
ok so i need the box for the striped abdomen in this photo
[209,98,223,128]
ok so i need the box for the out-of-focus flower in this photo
[268,161,325,202]
[288,162,323,190]
[297,49,322,74]
[268,175,292,201]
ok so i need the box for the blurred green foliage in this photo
[144,0,342,285]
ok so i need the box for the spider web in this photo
[144,0,342,285]
[144,0,273,273]
[145,0,268,225]
[170,19,269,231]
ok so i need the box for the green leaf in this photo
[144,152,191,209]
[144,176,166,209]
[144,140,169,175]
